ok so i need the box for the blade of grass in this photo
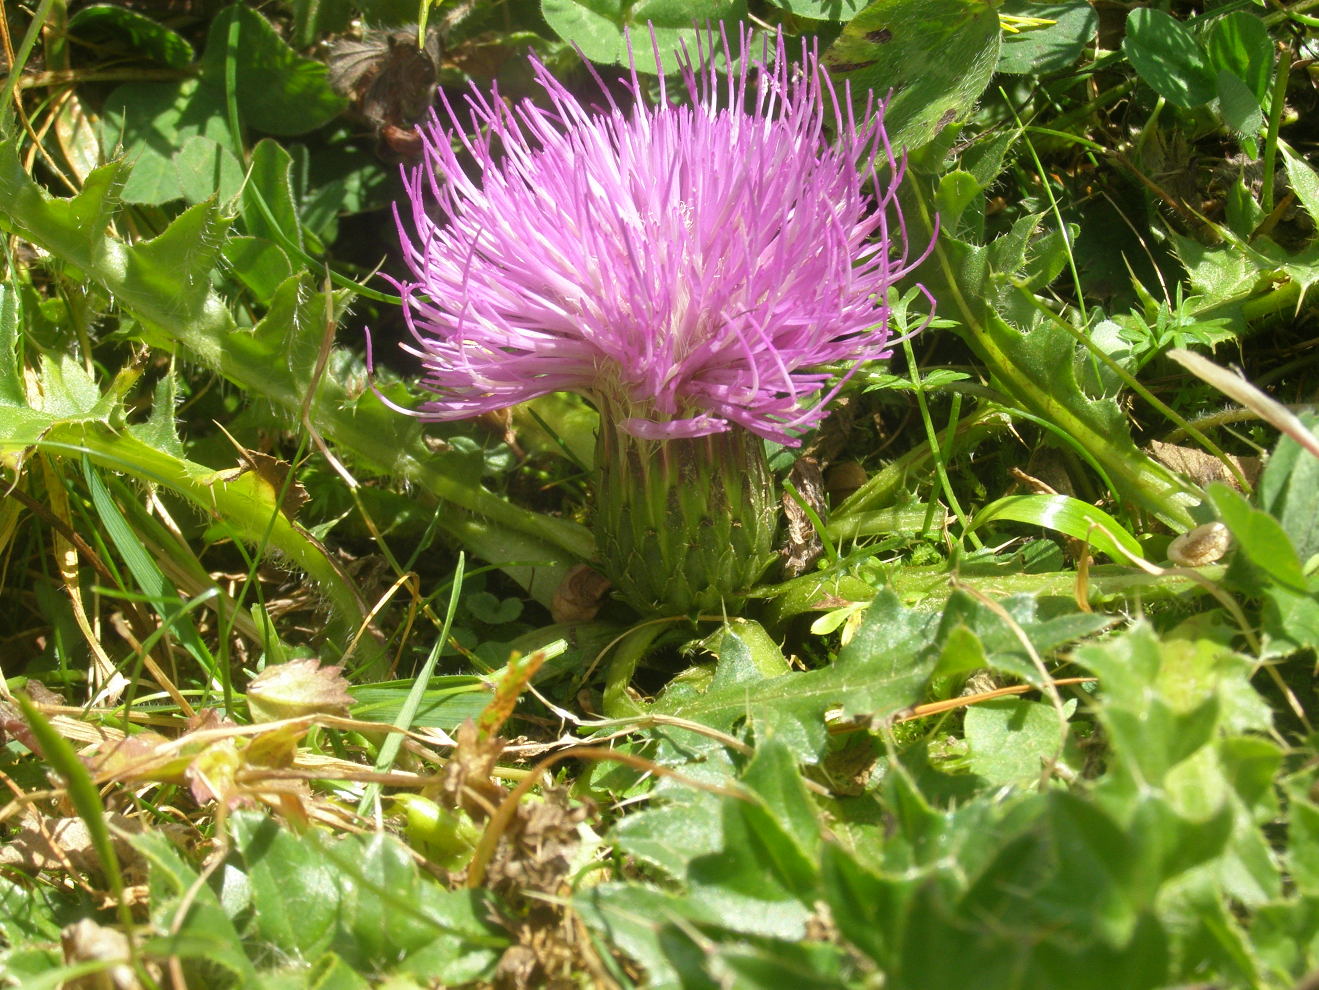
[16,695,137,963]
[81,457,224,705]
[968,493,1145,562]
[357,552,466,816]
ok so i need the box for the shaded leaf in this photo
[997,0,1097,75]
[68,4,194,68]
[198,5,347,136]
[540,0,748,72]
[824,0,1001,152]
[99,80,232,205]
[1123,9,1216,109]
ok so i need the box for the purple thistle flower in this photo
[389,26,931,447]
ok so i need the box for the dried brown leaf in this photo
[1149,439,1261,490]
[780,456,826,578]
[442,718,507,818]
[551,565,612,623]
[0,810,144,879]
[61,918,150,990]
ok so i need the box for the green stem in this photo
[904,338,981,548]
[0,148,595,566]
[34,422,385,671]
[910,183,1198,528]
[603,622,667,718]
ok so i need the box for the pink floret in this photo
[390,25,932,445]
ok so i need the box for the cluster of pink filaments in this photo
[390,27,931,445]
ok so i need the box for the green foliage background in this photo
[1,0,1317,986]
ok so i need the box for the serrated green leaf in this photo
[1170,233,1265,299]
[334,849,504,984]
[304,952,372,990]
[911,178,1200,527]
[610,791,724,883]
[229,812,342,960]
[658,591,937,762]
[1,146,128,259]
[984,212,1040,278]
[250,273,338,391]
[819,842,910,968]
[575,883,727,988]
[824,0,1001,152]
[227,816,504,980]
[0,281,22,408]
[931,622,988,680]
[686,798,816,937]
[741,738,821,858]
[127,200,234,329]
[33,353,117,422]
[1074,625,1242,787]
[131,830,259,984]
[129,370,185,458]
[934,170,982,232]
[969,792,1143,944]
[1281,143,1319,228]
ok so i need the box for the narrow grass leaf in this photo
[358,553,464,815]
[969,493,1144,562]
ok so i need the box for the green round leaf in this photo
[823,0,1001,153]
[1123,8,1216,109]
[763,0,867,23]
[199,4,347,136]
[1216,69,1264,144]
[540,0,748,72]
[998,0,1098,75]
[174,135,244,205]
[100,80,232,205]
[1205,10,1273,103]
[68,4,194,69]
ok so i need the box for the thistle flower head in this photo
[391,26,930,445]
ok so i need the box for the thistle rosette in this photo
[390,27,931,614]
